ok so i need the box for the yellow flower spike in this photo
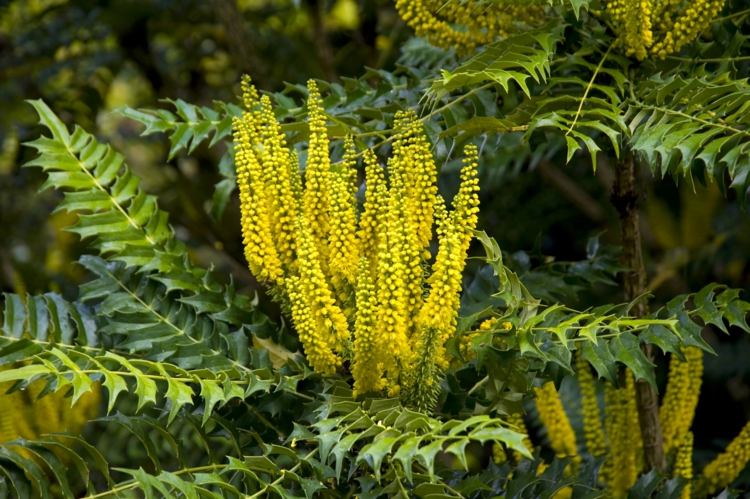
[534,381,580,466]
[257,95,300,271]
[491,417,530,469]
[358,150,388,267]
[624,372,643,470]
[9,390,37,441]
[699,419,750,495]
[233,115,284,284]
[602,374,641,497]
[402,145,479,410]
[373,182,411,379]
[286,275,340,375]
[660,347,703,454]
[393,111,437,249]
[288,151,303,203]
[328,136,360,283]
[391,111,435,330]
[303,80,332,260]
[576,353,606,458]
[674,432,693,499]
[620,0,653,60]
[294,217,350,351]
[351,257,385,395]
[418,144,479,336]
[0,382,18,444]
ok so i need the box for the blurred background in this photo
[1,0,749,476]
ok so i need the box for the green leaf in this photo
[429,25,564,100]
[610,332,656,388]
[629,74,750,199]
[27,99,70,145]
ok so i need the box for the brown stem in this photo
[611,153,666,472]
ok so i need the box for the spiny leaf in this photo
[428,25,565,100]
[629,73,750,201]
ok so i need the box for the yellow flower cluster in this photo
[0,374,100,448]
[602,372,642,498]
[659,347,703,454]
[699,419,750,495]
[576,353,606,458]
[674,432,693,499]
[534,381,580,465]
[394,0,546,53]
[234,77,480,408]
[606,0,725,59]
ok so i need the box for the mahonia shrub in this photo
[233,77,480,411]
